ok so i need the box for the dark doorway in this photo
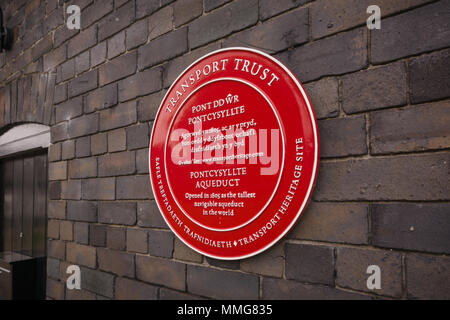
[0,150,47,299]
[0,150,47,256]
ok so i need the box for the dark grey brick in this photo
[48,143,62,162]
[75,51,90,74]
[173,0,202,27]
[54,25,79,48]
[136,255,186,291]
[262,278,369,300]
[371,1,450,64]
[127,228,148,253]
[107,227,126,250]
[65,289,96,300]
[137,201,168,228]
[116,175,151,200]
[55,97,83,123]
[314,153,450,201]
[76,136,91,158]
[189,0,258,49]
[406,253,450,299]
[187,265,259,299]
[276,28,367,83]
[370,101,450,154]
[74,222,89,245]
[285,243,335,285]
[48,182,62,200]
[47,278,65,300]
[58,59,75,82]
[98,151,136,177]
[318,115,367,158]
[47,239,65,260]
[148,6,173,41]
[161,0,176,5]
[148,229,174,258]
[61,140,75,160]
[67,201,97,222]
[99,51,137,86]
[116,277,158,300]
[100,100,137,131]
[136,148,149,174]
[138,28,188,70]
[136,0,160,19]
[53,83,67,104]
[107,128,126,152]
[126,123,149,150]
[240,242,284,277]
[24,59,42,75]
[342,62,407,114]
[44,43,66,71]
[61,180,82,200]
[68,113,99,138]
[118,67,163,102]
[66,242,96,268]
[312,0,434,40]
[47,257,60,280]
[159,288,205,300]
[47,0,58,13]
[206,257,240,270]
[90,41,107,67]
[98,248,135,277]
[204,0,232,12]
[0,86,8,126]
[80,266,115,298]
[336,247,402,298]
[85,83,117,113]
[107,31,125,59]
[163,42,220,87]
[47,219,60,239]
[372,203,450,254]
[81,178,115,200]
[91,132,108,155]
[289,202,369,244]
[126,19,148,50]
[98,0,135,41]
[68,24,97,58]
[68,157,97,178]
[223,8,309,53]
[304,78,339,119]
[31,35,53,61]
[98,202,137,225]
[173,238,203,263]
[14,52,33,75]
[90,224,107,247]
[48,161,67,181]
[68,69,98,98]
[81,0,114,28]
[409,49,450,104]
[260,0,311,20]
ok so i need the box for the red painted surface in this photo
[149,48,319,260]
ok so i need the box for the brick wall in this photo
[0,0,449,300]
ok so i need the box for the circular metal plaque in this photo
[149,48,319,260]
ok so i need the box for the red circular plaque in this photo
[149,48,319,260]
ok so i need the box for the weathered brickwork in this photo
[0,0,448,300]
